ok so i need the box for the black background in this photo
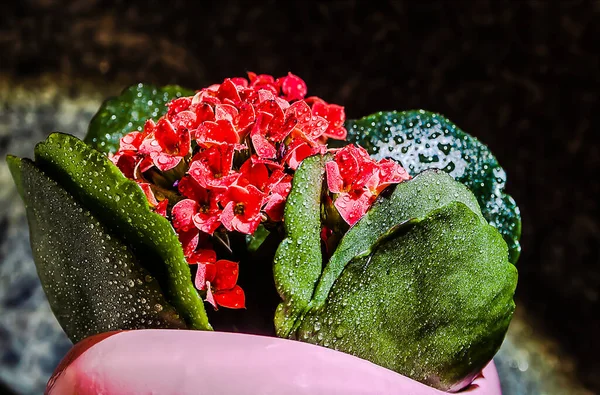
[1,0,599,392]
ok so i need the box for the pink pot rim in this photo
[47,330,501,395]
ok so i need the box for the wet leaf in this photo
[85,84,194,154]
[245,224,270,253]
[31,133,211,332]
[345,110,521,264]
[7,157,187,343]
[310,169,484,311]
[273,155,327,338]
[297,202,517,391]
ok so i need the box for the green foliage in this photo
[273,155,328,337]
[275,162,517,390]
[8,133,211,342]
[85,84,194,154]
[345,110,521,264]
[8,157,188,343]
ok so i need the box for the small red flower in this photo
[247,72,278,95]
[287,101,329,142]
[220,184,266,234]
[284,138,326,170]
[276,72,308,102]
[332,190,374,226]
[238,159,270,191]
[188,144,239,190]
[263,172,292,222]
[326,144,410,226]
[195,260,245,309]
[307,97,347,140]
[196,119,240,146]
[167,97,193,118]
[171,199,198,232]
[376,158,411,193]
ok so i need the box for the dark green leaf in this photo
[9,157,187,343]
[297,202,517,391]
[32,133,211,331]
[345,110,521,264]
[85,84,194,154]
[310,169,484,311]
[273,155,327,338]
[245,224,271,253]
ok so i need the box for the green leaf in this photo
[85,84,194,154]
[345,110,522,264]
[310,169,484,311]
[273,154,328,338]
[245,224,271,253]
[32,133,211,331]
[297,201,517,391]
[10,157,187,343]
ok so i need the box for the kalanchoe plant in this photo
[7,73,519,392]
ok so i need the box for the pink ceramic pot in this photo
[46,330,502,395]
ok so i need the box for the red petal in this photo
[236,102,256,137]
[172,199,198,232]
[167,97,192,118]
[138,137,162,156]
[178,229,199,258]
[194,102,215,123]
[376,159,411,193]
[155,119,179,152]
[324,126,347,140]
[334,191,373,226]
[113,152,137,179]
[258,89,276,103]
[143,119,156,134]
[198,120,239,145]
[152,152,182,172]
[205,282,217,309]
[270,174,292,197]
[305,115,329,140]
[334,145,361,185]
[171,110,197,131]
[240,160,270,191]
[154,199,169,218]
[192,211,221,235]
[213,260,239,290]
[277,72,307,101]
[230,77,249,87]
[214,104,239,123]
[187,249,217,265]
[268,109,297,143]
[195,263,217,291]
[250,112,277,159]
[325,161,344,193]
[243,184,267,217]
[286,101,312,127]
[264,193,286,222]
[188,159,239,190]
[220,201,236,232]
[119,132,144,151]
[214,285,246,309]
[138,183,159,206]
[231,214,262,235]
[283,139,314,170]
[178,176,208,201]
[137,156,154,174]
[217,79,241,103]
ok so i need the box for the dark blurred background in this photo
[0,1,598,394]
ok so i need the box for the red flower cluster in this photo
[109,72,348,309]
[326,145,410,226]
